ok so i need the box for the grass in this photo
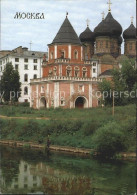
[0,104,135,120]
[0,104,136,156]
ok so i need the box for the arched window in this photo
[60,50,65,58]
[24,86,28,95]
[82,67,87,78]
[50,52,53,59]
[74,50,78,59]
[53,66,57,76]
[66,66,72,77]
[24,74,28,82]
[41,86,44,93]
[74,66,79,77]
[33,74,37,79]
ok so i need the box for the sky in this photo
[0,0,136,54]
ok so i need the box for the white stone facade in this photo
[0,46,47,103]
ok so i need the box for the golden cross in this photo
[101,11,105,20]
[86,19,90,27]
[107,0,112,12]
[131,16,134,24]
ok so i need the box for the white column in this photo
[70,83,74,108]
[68,45,71,59]
[81,46,83,61]
[89,83,92,108]
[54,45,57,59]
[46,83,49,108]
[54,82,59,108]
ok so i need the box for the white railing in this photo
[30,76,102,83]
[55,58,70,63]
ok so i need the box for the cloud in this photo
[1,0,136,53]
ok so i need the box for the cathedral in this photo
[30,2,136,109]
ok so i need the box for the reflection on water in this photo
[0,145,136,195]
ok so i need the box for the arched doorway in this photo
[75,97,87,108]
[40,97,46,108]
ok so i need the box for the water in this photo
[0,145,136,195]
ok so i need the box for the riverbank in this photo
[0,140,136,160]
[0,104,136,158]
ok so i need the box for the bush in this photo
[92,122,127,158]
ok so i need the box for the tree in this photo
[98,57,137,105]
[92,122,127,158]
[1,62,21,102]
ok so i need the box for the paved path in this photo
[0,115,50,120]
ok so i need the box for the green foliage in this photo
[99,57,136,105]
[0,104,136,156]
[92,122,127,158]
[0,63,21,102]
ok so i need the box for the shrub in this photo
[92,122,127,158]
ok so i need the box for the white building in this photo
[0,46,47,102]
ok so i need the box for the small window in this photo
[93,68,96,73]
[24,65,28,70]
[41,86,44,93]
[74,67,79,77]
[1,67,2,71]
[61,50,65,58]
[0,61,2,65]
[24,58,28,63]
[50,52,53,59]
[24,74,28,82]
[24,86,28,95]
[24,99,28,102]
[66,66,72,77]
[60,98,65,106]
[74,50,78,59]
[15,58,19,62]
[15,64,18,70]
[33,59,37,63]
[34,65,37,70]
[82,67,87,77]
[93,63,96,66]
[34,74,37,79]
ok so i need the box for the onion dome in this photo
[52,15,81,45]
[118,36,123,45]
[79,26,95,42]
[123,23,136,39]
[94,12,122,37]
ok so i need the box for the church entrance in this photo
[75,97,86,108]
[40,97,46,108]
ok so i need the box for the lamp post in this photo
[112,90,115,116]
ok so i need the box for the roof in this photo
[99,69,112,77]
[94,12,122,37]
[0,47,47,59]
[10,51,47,58]
[52,16,81,45]
[123,24,136,39]
[79,26,95,42]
